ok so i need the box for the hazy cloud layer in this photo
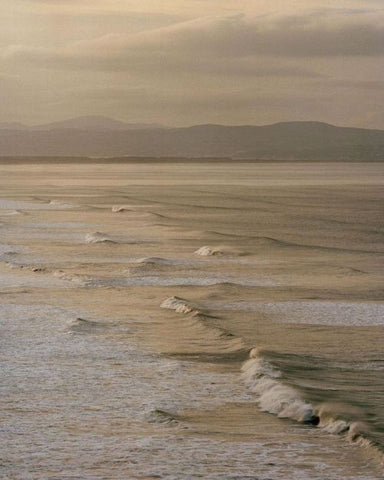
[1,2,384,127]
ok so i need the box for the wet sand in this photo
[1,161,384,479]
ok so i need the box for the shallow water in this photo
[1,162,384,479]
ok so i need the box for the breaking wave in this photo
[194,245,244,256]
[65,317,106,334]
[159,296,246,355]
[161,296,202,315]
[241,348,384,464]
[48,200,75,208]
[85,232,117,244]
[146,409,181,427]
[241,348,315,423]
[112,206,132,213]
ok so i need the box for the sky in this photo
[1,0,384,128]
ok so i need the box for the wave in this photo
[65,317,106,334]
[53,270,90,285]
[146,409,181,427]
[159,296,246,355]
[135,257,173,265]
[250,236,384,255]
[85,232,154,245]
[48,199,75,208]
[241,348,315,423]
[124,257,172,274]
[161,296,201,314]
[0,209,22,216]
[112,206,133,213]
[194,234,383,255]
[194,245,244,256]
[111,205,169,222]
[241,348,384,464]
[85,232,117,244]
[209,300,384,327]
[147,211,168,219]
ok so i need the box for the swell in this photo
[159,295,384,464]
[159,296,246,356]
[85,232,118,244]
[241,348,384,465]
[195,232,384,254]
[64,317,108,335]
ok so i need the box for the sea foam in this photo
[194,245,245,256]
[241,349,315,423]
[241,348,384,463]
[85,232,116,244]
[161,296,200,314]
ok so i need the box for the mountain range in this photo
[0,116,383,160]
[0,116,162,131]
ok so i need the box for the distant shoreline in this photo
[0,156,383,164]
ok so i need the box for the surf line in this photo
[241,347,384,465]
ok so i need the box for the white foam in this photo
[194,245,244,256]
[194,246,218,256]
[241,353,314,423]
[48,199,75,208]
[112,206,131,213]
[85,232,115,244]
[322,419,350,434]
[160,296,199,314]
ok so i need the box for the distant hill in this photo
[0,116,163,132]
[0,119,383,160]
[30,115,163,131]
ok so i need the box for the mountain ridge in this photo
[0,118,383,160]
[0,115,164,131]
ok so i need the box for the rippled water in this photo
[1,162,384,479]
[3,301,381,480]
[205,300,384,326]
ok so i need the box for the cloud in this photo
[2,9,384,78]
[1,6,384,127]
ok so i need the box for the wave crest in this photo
[161,296,200,314]
[241,352,315,423]
[242,349,384,463]
[194,245,243,256]
[112,206,132,213]
[85,232,116,244]
[65,317,105,334]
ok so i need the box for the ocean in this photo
[1,161,384,479]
